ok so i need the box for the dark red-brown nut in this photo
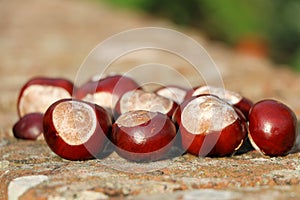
[75,74,139,113]
[115,89,178,118]
[175,94,246,157]
[17,77,74,117]
[248,99,297,156]
[111,110,176,162]
[43,99,112,161]
[155,85,189,105]
[232,107,254,154]
[186,85,253,119]
[12,112,44,140]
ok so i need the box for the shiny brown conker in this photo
[175,94,246,157]
[155,85,189,105]
[12,112,44,140]
[75,74,139,113]
[248,99,297,156]
[17,77,74,117]
[186,85,253,119]
[111,110,177,162]
[43,99,112,160]
[114,89,178,118]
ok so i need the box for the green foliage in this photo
[199,0,271,43]
[101,0,141,9]
[100,0,300,71]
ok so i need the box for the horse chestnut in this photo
[115,89,178,118]
[111,110,176,162]
[186,85,253,119]
[43,99,112,160]
[17,77,74,117]
[176,94,246,157]
[12,112,44,140]
[155,85,188,104]
[75,74,139,113]
[248,99,297,156]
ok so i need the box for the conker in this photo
[17,77,74,117]
[111,110,177,162]
[115,89,178,118]
[186,85,253,119]
[12,112,44,140]
[155,85,188,104]
[176,94,246,157]
[75,74,139,113]
[248,99,297,156]
[43,99,112,160]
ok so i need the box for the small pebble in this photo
[8,175,48,200]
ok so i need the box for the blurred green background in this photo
[100,0,300,72]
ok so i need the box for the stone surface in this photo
[1,0,300,199]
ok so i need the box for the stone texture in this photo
[1,0,300,199]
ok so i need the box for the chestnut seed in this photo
[111,110,177,162]
[43,98,112,161]
[115,89,178,118]
[12,112,44,140]
[186,85,253,119]
[176,94,246,157]
[17,77,74,117]
[232,107,254,154]
[155,85,189,105]
[75,74,139,113]
[248,99,297,156]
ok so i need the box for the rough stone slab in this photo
[1,139,300,199]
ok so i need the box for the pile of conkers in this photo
[12,74,298,162]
